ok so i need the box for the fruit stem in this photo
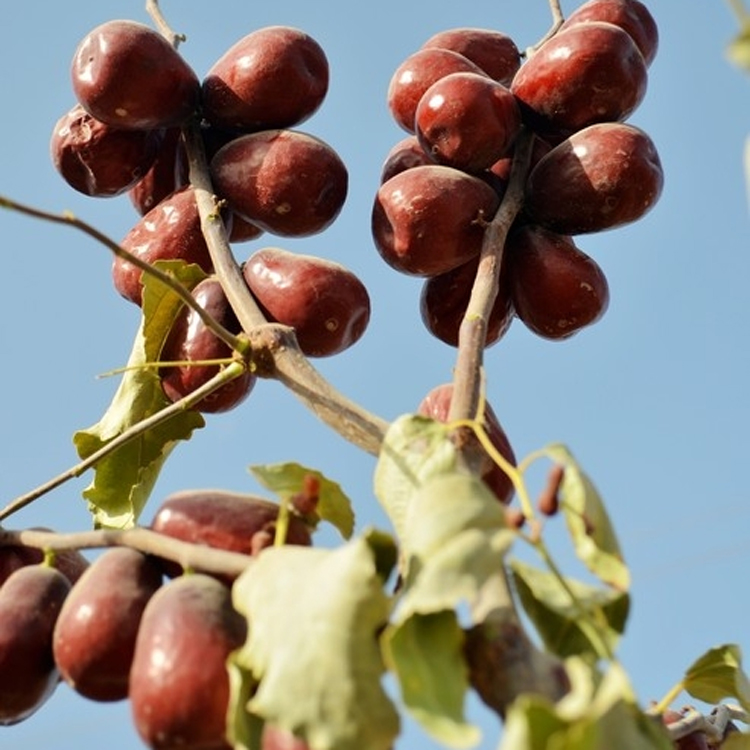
[0,361,247,521]
[145,0,187,49]
[0,526,252,579]
[0,194,246,354]
[651,681,686,716]
[527,0,565,56]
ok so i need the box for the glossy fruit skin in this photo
[0,531,89,587]
[160,277,256,413]
[510,22,647,139]
[0,565,71,725]
[150,489,312,579]
[420,256,514,348]
[242,247,371,357]
[210,130,348,237]
[130,574,247,750]
[415,72,521,173]
[114,186,219,306]
[50,104,162,197]
[506,225,609,339]
[202,26,329,131]
[421,27,521,86]
[71,20,200,130]
[387,47,488,132]
[559,0,659,66]
[52,548,163,702]
[417,383,516,504]
[128,127,188,215]
[379,135,434,183]
[372,165,500,277]
[524,122,663,235]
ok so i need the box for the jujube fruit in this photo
[202,26,329,131]
[71,20,200,130]
[387,47,489,132]
[418,383,516,504]
[372,165,500,276]
[160,276,256,413]
[0,532,90,587]
[52,548,163,702]
[421,27,521,86]
[379,135,433,183]
[559,0,659,67]
[242,247,371,357]
[415,72,521,173]
[114,185,219,306]
[506,225,609,339]
[210,129,348,237]
[524,122,663,235]
[510,21,647,139]
[0,565,71,725]
[50,104,162,197]
[129,574,247,749]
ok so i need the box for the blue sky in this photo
[1,1,748,748]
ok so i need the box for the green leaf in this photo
[249,462,355,539]
[544,444,629,591]
[726,25,750,73]
[683,644,750,712]
[373,414,459,539]
[723,734,750,750]
[73,262,208,529]
[383,611,480,749]
[230,532,400,750]
[509,559,630,661]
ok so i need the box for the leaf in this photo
[373,414,459,539]
[230,532,400,750]
[726,25,750,73]
[723,734,750,750]
[683,644,750,712]
[544,444,630,591]
[509,559,630,660]
[249,462,355,539]
[382,611,480,749]
[73,262,207,529]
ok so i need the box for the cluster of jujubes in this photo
[0,491,313,747]
[373,0,663,344]
[50,20,370,414]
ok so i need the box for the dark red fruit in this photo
[506,225,609,339]
[380,135,434,183]
[662,710,711,750]
[160,277,255,413]
[242,247,370,357]
[71,20,200,130]
[418,383,516,504]
[52,548,163,702]
[229,214,265,243]
[50,104,162,197]
[524,122,663,235]
[202,26,329,131]
[559,0,659,66]
[114,186,219,306]
[128,127,188,215]
[0,565,71,725]
[150,489,312,578]
[421,27,521,86]
[130,574,247,749]
[372,165,500,276]
[415,72,521,173]
[0,532,90,587]
[210,130,348,237]
[387,47,489,133]
[420,255,514,348]
[510,22,647,139]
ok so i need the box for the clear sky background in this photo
[0,1,748,748]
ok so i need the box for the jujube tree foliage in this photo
[1,1,748,749]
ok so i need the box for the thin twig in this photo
[0,361,247,521]
[145,0,186,48]
[0,526,252,579]
[526,0,565,56]
[0,195,246,353]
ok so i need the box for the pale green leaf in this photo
[373,414,459,539]
[683,644,750,712]
[383,612,480,749]
[723,733,750,750]
[230,532,399,750]
[726,26,750,73]
[544,444,629,591]
[509,559,630,660]
[250,462,355,539]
